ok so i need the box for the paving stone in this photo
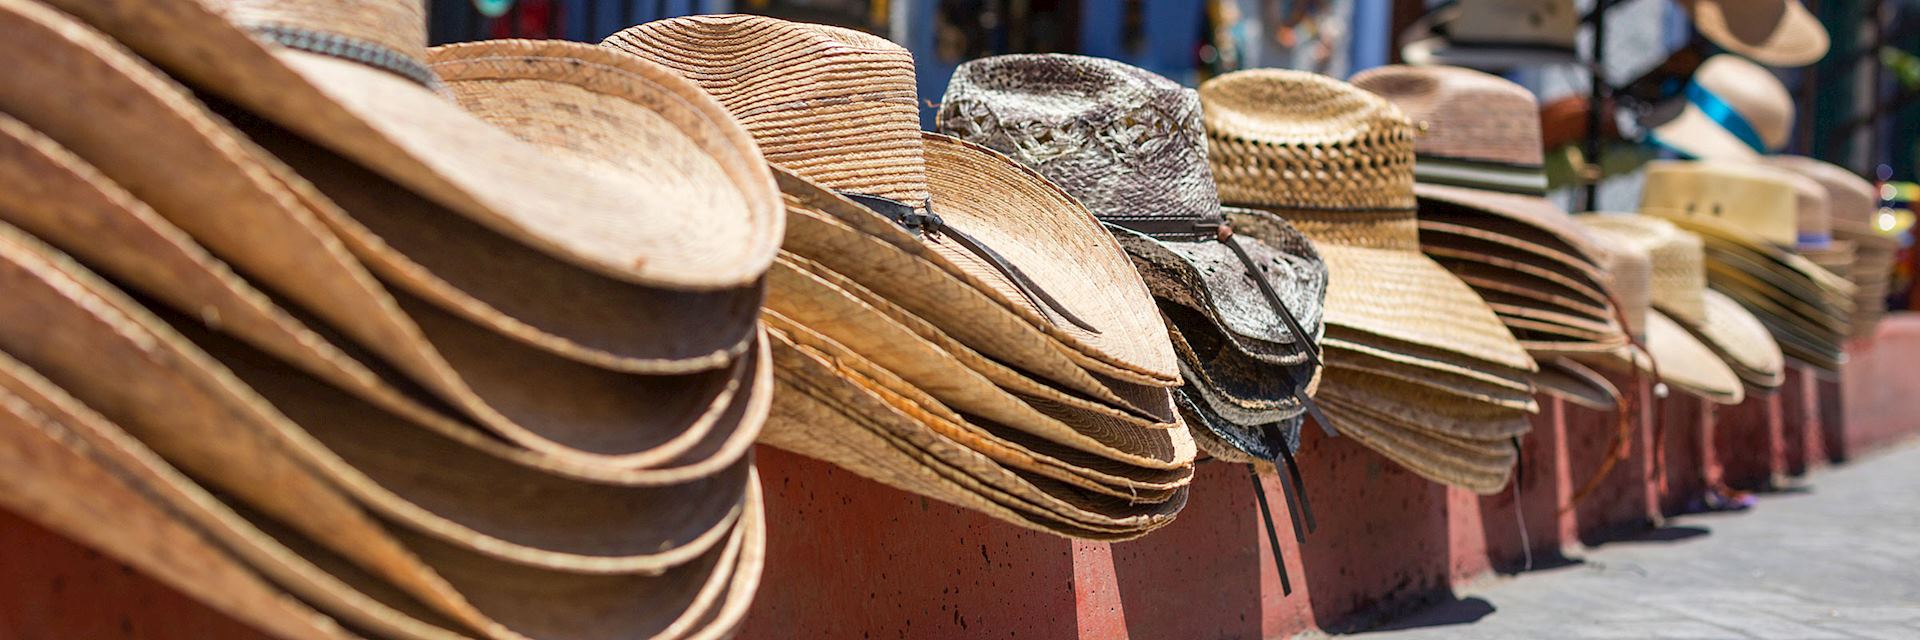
[1354,441,1920,639]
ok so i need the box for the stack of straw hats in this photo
[934,54,1330,474]
[1353,65,1629,408]
[0,0,773,637]
[607,15,1196,540]
[1200,69,1537,494]
[1765,155,1897,339]
[1639,161,1853,372]
[1577,215,1783,399]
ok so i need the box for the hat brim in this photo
[1174,387,1302,465]
[1687,289,1787,388]
[1417,184,1609,284]
[1685,0,1829,68]
[1646,309,1746,404]
[922,133,1181,384]
[1118,224,1326,366]
[1534,358,1622,411]
[1318,394,1520,494]
[1229,210,1536,373]
[41,0,784,291]
[1166,306,1312,426]
[774,169,1180,422]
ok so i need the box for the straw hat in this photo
[0,2,772,468]
[0,223,765,640]
[606,15,1179,387]
[1200,69,1534,375]
[1639,160,1852,370]
[1400,0,1580,69]
[40,0,781,295]
[934,53,1329,463]
[1764,155,1896,337]
[1201,69,1534,493]
[1352,64,1624,366]
[1645,55,1793,161]
[1679,0,1828,68]
[1534,358,1621,411]
[1577,214,1784,392]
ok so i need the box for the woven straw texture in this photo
[1351,64,1544,167]
[1646,309,1745,404]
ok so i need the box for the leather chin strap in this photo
[839,191,1101,334]
[1247,464,1294,595]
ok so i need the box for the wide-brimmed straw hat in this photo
[1679,0,1829,68]
[1201,69,1534,493]
[0,222,765,640]
[1763,155,1897,338]
[1638,161,1852,369]
[1645,55,1793,161]
[1576,219,1753,403]
[1400,0,1580,69]
[1200,69,1534,375]
[606,15,1179,388]
[934,53,1329,462]
[0,6,774,472]
[1352,64,1625,366]
[1578,214,1784,393]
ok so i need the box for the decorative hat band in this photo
[836,190,1099,334]
[246,24,442,90]
[1648,82,1768,158]
[1798,231,1833,249]
[1413,154,1549,196]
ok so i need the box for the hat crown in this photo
[1352,65,1543,167]
[1452,0,1577,47]
[1582,228,1653,337]
[1765,156,1877,228]
[220,0,427,65]
[1640,160,1799,247]
[1200,69,1419,251]
[1577,214,1709,325]
[605,14,929,205]
[937,54,1222,227]
[1782,172,1832,245]
[1695,54,1793,151]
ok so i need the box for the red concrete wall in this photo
[7,316,1920,640]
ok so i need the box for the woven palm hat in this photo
[40,0,779,292]
[0,226,766,640]
[1400,0,1580,69]
[606,15,1179,387]
[1577,214,1785,391]
[937,54,1328,368]
[1646,55,1793,161]
[1679,0,1828,68]
[1352,65,1624,355]
[0,2,772,469]
[1317,369,1525,494]
[1200,68,1536,379]
[764,317,1191,540]
[1533,358,1621,411]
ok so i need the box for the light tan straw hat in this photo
[1764,155,1896,337]
[1199,68,1535,375]
[1639,160,1851,370]
[1577,214,1785,392]
[1645,55,1793,161]
[1352,64,1624,363]
[0,223,765,640]
[1679,0,1829,68]
[605,15,1179,387]
[0,0,770,469]
[39,0,781,294]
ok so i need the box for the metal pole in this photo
[1582,0,1607,211]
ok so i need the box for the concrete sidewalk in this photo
[1354,439,1920,640]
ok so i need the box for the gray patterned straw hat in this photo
[938,54,1332,460]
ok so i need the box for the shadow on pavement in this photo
[1353,596,1497,634]
[1594,524,1711,547]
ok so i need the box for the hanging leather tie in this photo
[839,191,1100,333]
[1276,445,1316,538]
[1247,464,1294,595]
[1510,437,1534,572]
